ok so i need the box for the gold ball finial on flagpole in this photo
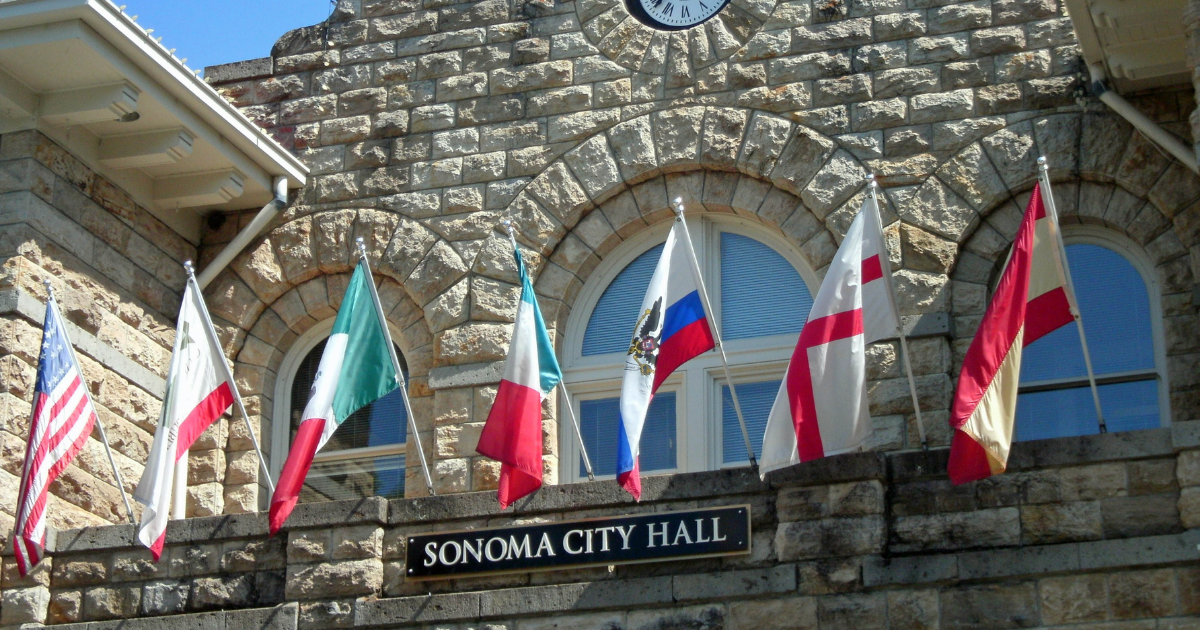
[500,217,515,237]
[867,173,878,189]
[673,196,685,216]
[1037,155,1048,171]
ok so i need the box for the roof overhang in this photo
[1065,0,1190,93]
[0,0,307,243]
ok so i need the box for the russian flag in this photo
[476,242,562,508]
[617,220,714,499]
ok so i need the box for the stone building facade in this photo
[3,0,1200,626]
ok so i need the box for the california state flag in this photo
[134,278,234,560]
[760,194,901,477]
[476,243,562,508]
[269,262,399,533]
[948,183,1074,484]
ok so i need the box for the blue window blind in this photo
[722,379,780,464]
[583,244,664,356]
[1020,244,1155,382]
[720,233,812,340]
[292,339,408,452]
[1017,243,1159,440]
[303,453,406,502]
[578,393,677,477]
[1016,381,1160,441]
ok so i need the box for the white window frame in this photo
[270,318,411,489]
[1016,225,1171,429]
[558,214,818,482]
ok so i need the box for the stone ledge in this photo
[1173,420,1200,449]
[863,529,1200,587]
[204,57,274,84]
[48,602,297,630]
[901,312,951,337]
[354,592,481,626]
[476,577,673,618]
[390,467,771,525]
[889,427,1174,481]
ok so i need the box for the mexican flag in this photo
[269,262,398,533]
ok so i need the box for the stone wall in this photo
[2,424,1197,627]
[198,0,1200,502]
[0,131,197,533]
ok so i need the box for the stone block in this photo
[52,555,110,587]
[940,583,1038,630]
[1038,575,1106,625]
[1,585,49,625]
[1020,502,1103,544]
[190,574,255,611]
[817,593,886,630]
[141,579,189,616]
[83,584,141,620]
[628,605,725,630]
[862,554,957,587]
[775,515,884,560]
[49,588,82,624]
[286,558,383,600]
[672,565,796,601]
[1101,492,1182,538]
[727,595,816,630]
[1109,569,1178,619]
[888,589,938,630]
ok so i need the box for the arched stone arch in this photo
[200,219,438,509]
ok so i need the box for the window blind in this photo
[1016,380,1160,441]
[302,453,406,502]
[720,233,811,340]
[578,393,677,477]
[583,244,664,356]
[721,379,780,464]
[291,339,409,451]
[1021,244,1155,382]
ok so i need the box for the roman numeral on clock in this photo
[681,4,690,17]
[664,2,673,14]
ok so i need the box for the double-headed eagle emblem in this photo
[627,297,664,376]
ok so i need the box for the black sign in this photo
[405,505,750,580]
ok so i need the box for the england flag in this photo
[759,194,901,476]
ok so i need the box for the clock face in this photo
[629,0,731,30]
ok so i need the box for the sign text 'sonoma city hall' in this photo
[405,506,750,579]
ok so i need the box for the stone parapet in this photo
[4,424,1197,628]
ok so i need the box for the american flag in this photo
[12,296,98,576]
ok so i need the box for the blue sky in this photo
[122,0,333,74]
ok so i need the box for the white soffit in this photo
[0,0,308,243]
[1066,0,1189,93]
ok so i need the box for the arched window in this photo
[1016,228,1169,441]
[561,215,816,482]
[272,321,408,501]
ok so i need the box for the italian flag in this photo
[269,262,398,533]
[948,183,1074,484]
[475,244,562,508]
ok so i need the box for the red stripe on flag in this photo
[1024,287,1073,346]
[786,309,864,462]
[477,379,545,508]
[269,417,327,534]
[653,318,714,393]
[948,428,995,485]
[861,254,883,284]
[175,382,234,461]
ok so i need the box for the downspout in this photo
[1088,64,1200,174]
[195,175,291,289]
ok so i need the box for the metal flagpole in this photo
[184,262,277,495]
[501,220,595,481]
[671,198,758,469]
[43,280,137,525]
[1036,157,1107,433]
[355,238,436,495]
[866,176,928,450]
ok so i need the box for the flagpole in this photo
[355,238,436,496]
[183,262,277,495]
[43,280,137,525]
[501,220,595,481]
[1036,157,1107,433]
[866,176,928,450]
[671,198,758,469]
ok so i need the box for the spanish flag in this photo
[948,183,1074,484]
